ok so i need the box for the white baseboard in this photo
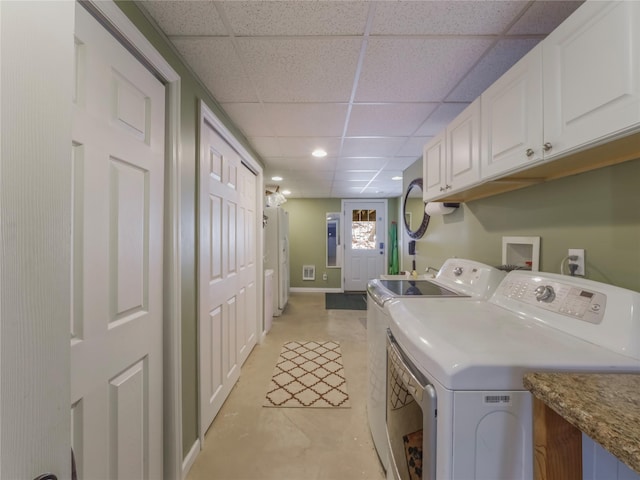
[290,287,343,293]
[182,438,200,480]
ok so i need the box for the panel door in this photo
[446,99,481,192]
[71,5,165,479]
[237,163,258,367]
[422,132,447,201]
[481,45,543,179]
[199,119,242,437]
[543,1,640,159]
[343,201,386,291]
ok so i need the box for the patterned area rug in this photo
[264,341,351,408]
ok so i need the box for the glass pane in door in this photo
[351,209,376,250]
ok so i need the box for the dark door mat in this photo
[325,292,367,310]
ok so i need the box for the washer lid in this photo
[387,299,640,391]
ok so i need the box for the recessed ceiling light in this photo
[282,189,291,195]
[392,176,402,181]
[312,148,327,158]
[271,176,283,181]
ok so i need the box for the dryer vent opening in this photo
[302,265,316,281]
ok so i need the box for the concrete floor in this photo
[186,292,386,480]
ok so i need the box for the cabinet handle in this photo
[440,187,445,192]
[446,184,452,190]
[526,148,534,157]
[543,142,552,152]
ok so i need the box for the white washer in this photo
[366,259,505,471]
[386,271,640,480]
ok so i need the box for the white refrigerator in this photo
[264,207,289,316]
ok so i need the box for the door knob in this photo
[543,142,552,152]
[526,148,534,157]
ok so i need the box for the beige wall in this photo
[402,157,640,292]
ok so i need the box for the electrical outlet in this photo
[568,248,585,276]
[322,272,328,281]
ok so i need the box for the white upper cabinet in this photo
[423,1,640,202]
[423,99,480,201]
[481,45,543,179]
[423,131,446,200]
[543,1,640,159]
[447,99,481,191]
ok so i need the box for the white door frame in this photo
[80,2,184,478]
[197,100,264,445]
[341,199,388,291]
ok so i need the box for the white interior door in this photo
[0,2,74,478]
[343,200,387,291]
[237,162,258,366]
[200,109,262,438]
[71,5,165,478]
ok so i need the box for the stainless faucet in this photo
[425,266,439,276]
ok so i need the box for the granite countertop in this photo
[523,372,640,474]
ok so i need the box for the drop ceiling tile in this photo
[364,179,404,192]
[335,158,389,171]
[281,181,333,197]
[263,156,338,171]
[248,137,282,157]
[371,1,527,35]
[381,173,406,186]
[221,103,275,137]
[277,137,342,157]
[447,38,542,102]
[332,180,370,191]
[263,104,348,137]
[508,1,584,35]
[341,137,407,157]
[346,103,438,136]
[396,137,432,158]
[389,157,422,172]
[414,103,469,136]
[171,38,257,102]
[219,1,369,36]
[356,38,494,102]
[335,171,379,181]
[140,1,227,35]
[235,38,362,102]
[268,170,335,182]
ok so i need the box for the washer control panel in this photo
[498,277,606,324]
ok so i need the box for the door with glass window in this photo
[343,200,387,291]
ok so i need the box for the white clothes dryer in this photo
[366,258,505,471]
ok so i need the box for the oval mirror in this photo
[403,178,430,239]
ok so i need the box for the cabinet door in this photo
[481,45,543,179]
[423,132,446,201]
[446,99,481,192]
[543,1,640,159]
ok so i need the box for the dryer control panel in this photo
[497,277,606,324]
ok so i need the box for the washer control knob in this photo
[453,267,463,276]
[535,285,555,302]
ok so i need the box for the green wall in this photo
[284,199,343,289]
[115,2,264,457]
[402,157,640,292]
[286,197,401,289]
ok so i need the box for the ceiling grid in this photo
[140,0,584,198]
